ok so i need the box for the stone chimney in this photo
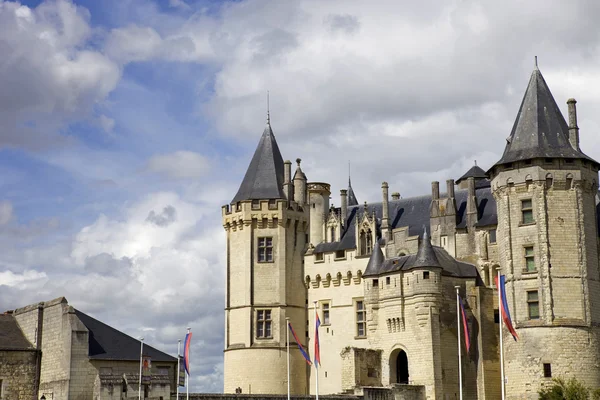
[381,182,390,241]
[466,177,478,228]
[340,189,348,227]
[293,158,307,205]
[567,98,580,150]
[430,181,440,218]
[283,160,293,201]
[391,192,401,200]
[446,179,456,216]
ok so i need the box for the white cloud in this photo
[0,0,121,149]
[98,114,115,133]
[147,151,211,179]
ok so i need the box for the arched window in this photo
[366,229,373,254]
[566,173,574,190]
[360,231,366,255]
[331,227,336,242]
[545,173,553,189]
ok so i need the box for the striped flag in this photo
[495,275,518,341]
[183,331,192,375]
[458,295,471,353]
[314,313,321,366]
[288,322,312,365]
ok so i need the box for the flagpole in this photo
[497,268,506,400]
[313,301,319,400]
[177,339,181,400]
[187,327,191,400]
[286,317,291,400]
[138,337,144,400]
[455,286,463,400]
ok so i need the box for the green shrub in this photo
[538,377,590,400]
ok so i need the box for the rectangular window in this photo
[335,250,345,259]
[315,252,324,262]
[356,300,366,337]
[527,291,540,319]
[268,199,277,209]
[322,303,330,325]
[525,246,535,272]
[441,235,448,249]
[543,363,552,378]
[494,309,499,324]
[386,277,390,285]
[258,237,273,262]
[521,199,534,224]
[489,229,497,244]
[372,279,379,288]
[423,271,430,279]
[252,199,260,209]
[256,309,272,338]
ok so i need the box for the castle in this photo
[221,65,600,399]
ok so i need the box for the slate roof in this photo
[347,178,358,206]
[456,164,488,184]
[231,122,285,203]
[412,230,441,269]
[74,310,176,362]
[0,314,35,350]
[493,67,598,168]
[363,242,481,281]
[314,186,498,252]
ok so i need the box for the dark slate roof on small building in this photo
[231,122,285,203]
[456,165,488,184]
[492,67,598,168]
[412,230,441,269]
[314,187,498,253]
[74,310,176,362]
[0,314,35,350]
[363,244,481,282]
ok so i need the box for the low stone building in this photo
[0,297,178,400]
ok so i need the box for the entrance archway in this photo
[389,348,409,384]
[396,350,409,384]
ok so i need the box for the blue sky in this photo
[2,0,600,392]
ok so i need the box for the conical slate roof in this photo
[493,67,598,167]
[231,122,285,203]
[347,177,358,206]
[364,242,385,276]
[411,229,441,269]
[456,164,487,184]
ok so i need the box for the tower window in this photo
[386,277,391,285]
[322,302,330,325]
[315,252,324,262]
[527,291,539,319]
[356,300,366,337]
[258,237,273,262]
[335,250,345,259]
[545,174,553,189]
[521,199,534,224]
[489,229,497,244]
[566,174,574,190]
[565,159,574,164]
[441,235,448,249]
[268,199,277,209]
[256,309,272,338]
[373,279,379,288]
[423,271,430,279]
[524,246,535,272]
[543,363,552,378]
[494,309,499,324]
[544,158,553,164]
[331,227,336,242]
[252,199,260,209]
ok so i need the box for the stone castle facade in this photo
[221,66,600,399]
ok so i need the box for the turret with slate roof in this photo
[456,161,489,189]
[489,62,600,395]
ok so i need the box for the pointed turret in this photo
[492,66,598,169]
[364,240,385,276]
[412,229,441,269]
[231,122,285,203]
[347,176,358,206]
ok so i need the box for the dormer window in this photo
[252,199,260,210]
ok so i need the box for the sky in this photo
[1,0,600,392]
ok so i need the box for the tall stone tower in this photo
[489,66,600,396]
[222,119,309,394]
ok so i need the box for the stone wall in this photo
[0,350,38,400]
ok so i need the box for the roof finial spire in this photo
[534,56,538,70]
[267,90,270,124]
[474,159,477,166]
[348,160,351,186]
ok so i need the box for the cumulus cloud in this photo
[0,0,120,150]
[0,201,13,225]
[147,151,211,179]
[146,205,177,227]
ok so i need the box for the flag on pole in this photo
[458,295,471,353]
[495,275,518,341]
[183,331,192,374]
[288,322,312,365]
[314,313,321,366]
